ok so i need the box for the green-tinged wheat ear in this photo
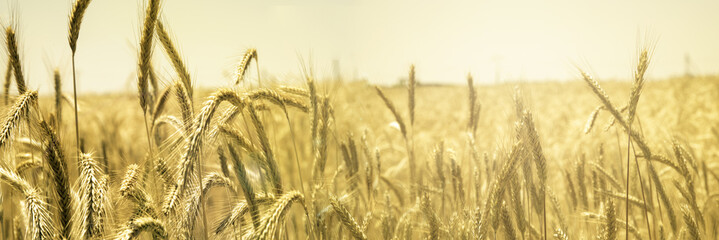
[181,172,236,234]
[0,90,37,148]
[6,26,26,94]
[234,48,257,84]
[247,102,282,194]
[167,89,245,214]
[156,19,192,98]
[216,146,231,178]
[420,194,441,240]
[0,168,58,239]
[3,60,11,105]
[137,0,161,111]
[73,153,111,239]
[68,0,92,53]
[114,217,167,240]
[227,144,261,229]
[39,120,72,239]
[254,191,306,240]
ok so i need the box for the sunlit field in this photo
[1,0,718,240]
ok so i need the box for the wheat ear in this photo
[330,195,368,240]
[0,167,57,239]
[0,90,37,148]
[420,194,441,240]
[115,217,167,240]
[3,60,11,105]
[165,89,245,214]
[5,26,26,94]
[156,19,192,98]
[254,191,306,240]
[39,120,72,239]
[181,172,236,233]
[174,80,193,133]
[234,48,257,84]
[226,144,261,229]
[136,0,160,112]
[53,70,62,127]
[72,153,111,239]
[247,102,283,193]
[68,0,92,53]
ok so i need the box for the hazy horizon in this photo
[2,0,718,94]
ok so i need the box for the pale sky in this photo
[2,0,718,94]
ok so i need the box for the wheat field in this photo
[0,0,718,239]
